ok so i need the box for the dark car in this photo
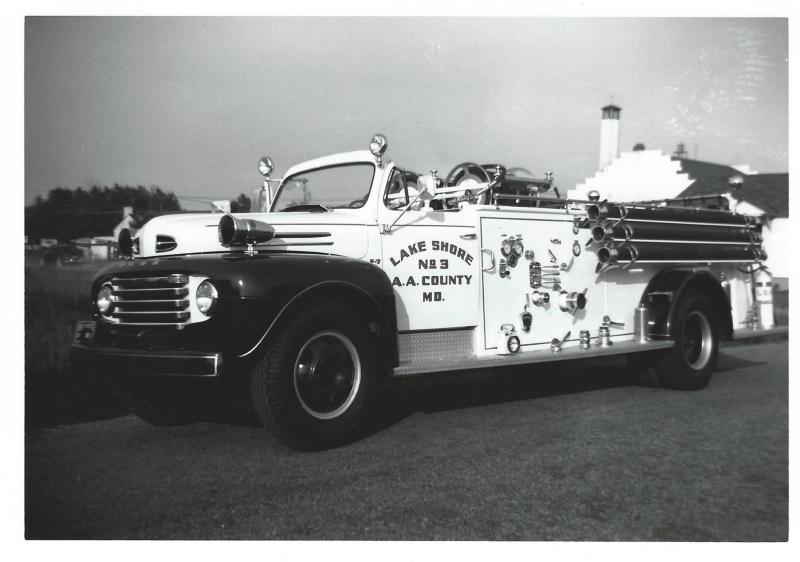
[40,244,85,266]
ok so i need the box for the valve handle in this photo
[550,330,571,352]
[602,315,625,328]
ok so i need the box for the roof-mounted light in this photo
[258,156,274,178]
[369,134,388,167]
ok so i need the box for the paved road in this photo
[25,339,788,540]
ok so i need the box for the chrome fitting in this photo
[634,304,650,343]
[598,325,613,347]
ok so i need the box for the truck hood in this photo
[134,211,374,259]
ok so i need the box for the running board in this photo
[731,326,788,340]
[391,339,675,377]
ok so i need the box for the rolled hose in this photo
[590,221,761,244]
[585,203,755,226]
[597,241,765,264]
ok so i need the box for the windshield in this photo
[272,163,376,212]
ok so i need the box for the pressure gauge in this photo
[513,239,524,256]
[501,239,512,256]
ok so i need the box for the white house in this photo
[568,105,789,283]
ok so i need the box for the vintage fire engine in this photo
[72,135,774,449]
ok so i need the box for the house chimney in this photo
[673,143,688,159]
[599,104,621,170]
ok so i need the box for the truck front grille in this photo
[109,274,191,326]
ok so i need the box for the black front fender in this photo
[89,252,398,363]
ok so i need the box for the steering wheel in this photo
[445,162,492,187]
[443,162,495,205]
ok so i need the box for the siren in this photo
[218,214,275,248]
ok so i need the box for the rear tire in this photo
[249,301,381,450]
[654,289,719,390]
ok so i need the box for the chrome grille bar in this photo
[113,287,188,293]
[113,275,188,286]
[113,311,190,318]
[115,299,187,305]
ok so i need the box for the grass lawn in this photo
[25,260,127,427]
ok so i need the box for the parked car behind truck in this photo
[40,244,84,266]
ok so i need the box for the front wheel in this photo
[249,301,381,450]
[654,289,719,390]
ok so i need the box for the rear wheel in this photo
[249,301,381,450]
[654,289,719,390]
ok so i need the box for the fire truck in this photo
[72,135,775,449]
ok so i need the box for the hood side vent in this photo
[155,235,177,253]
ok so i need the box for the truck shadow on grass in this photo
[26,350,763,436]
[368,349,764,434]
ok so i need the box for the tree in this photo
[230,193,252,213]
[25,185,183,243]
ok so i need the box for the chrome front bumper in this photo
[71,344,223,377]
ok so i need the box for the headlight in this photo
[96,283,114,315]
[196,280,218,315]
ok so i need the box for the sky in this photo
[24,17,789,210]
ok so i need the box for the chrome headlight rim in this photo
[96,283,114,315]
[196,280,218,316]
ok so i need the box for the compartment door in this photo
[377,167,479,332]
[480,215,591,351]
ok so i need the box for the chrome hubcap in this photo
[293,331,361,420]
[682,311,713,370]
